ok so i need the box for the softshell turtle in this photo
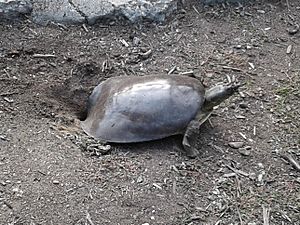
[81,75,239,157]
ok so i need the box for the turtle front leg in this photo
[182,120,201,158]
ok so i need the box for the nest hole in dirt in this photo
[48,61,108,121]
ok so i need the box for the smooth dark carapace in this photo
[81,75,239,157]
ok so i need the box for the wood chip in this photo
[286,45,293,54]
[180,70,194,75]
[120,39,129,47]
[52,180,60,184]
[249,62,255,69]
[222,66,242,72]
[171,165,180,173]
[235,115,246,119]
[287,24,299,35]
[239,132,247,140]
[168,66,177,75]
[253,126,256,136]
[139,49,152,59]
[153,183,162,189]
[86,211,95,225]
[33,54,57,58]
[172,180,176,194]
[82,24,89,32]
[193,5,201,15]
[3,97,14,103]
[262,205,270,225]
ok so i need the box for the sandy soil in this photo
[0,0,299,224]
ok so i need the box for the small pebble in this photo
[239,148,251,156]
[228,141,244,149]
[3,97,14,103]
[132,37,140,46]
[137,176,143,183]
[239,102,248,109]
[257,10,265,14]
[286,45,292,54]
[52,180,60,184]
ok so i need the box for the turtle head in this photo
[203,83,240,111]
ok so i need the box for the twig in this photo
[214,220,221,225]
[280,154,300,172]
[180,70,194,76]
[33,54,57,58]
[86,211,95,225]
[227,165,249,177]
[219,205,230,219]
[193,5,201,15]
[0,91,19,96]
[262,205,270,225]
[168,66,177,75]
[82,24,89,32]
[208,118,214,128]
[120,39,129,47]
[222,65,243,72]
[235,176,241,198]
[172,180,176,194]
[236,207,243,225]
[286,0,290,11]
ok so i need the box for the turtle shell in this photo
[81,75,205,143]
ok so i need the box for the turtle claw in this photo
[225,75,244,90]
[182,141,199,158]
[181,119,201,158]
[182,133,199,158]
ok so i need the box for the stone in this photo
[238,148,251,156]
[31,0,85,25]
[31,0,177,25]
[201,0,250,4]
[0,0,32,21]
[228,141,244,149]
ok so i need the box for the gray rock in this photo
[117,0,177,23]
[0,0,32,21]
[31,0,177,25]
[31,0,85,25]
[238,148,251,156]
[201,0,249,4]
[228,141,244,149]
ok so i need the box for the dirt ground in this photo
[0,0,299,224]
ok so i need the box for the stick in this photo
[222,66,243,72]
[33,54,57,58]
[262,205,270,225]
[86,211,95,225]
[227,165,249,177]
[168,66,176,75]
[237,207,243,225]
[193,5,201,15]
[280,154,300,172]
[0,91,18,96]
[82,24,89,32]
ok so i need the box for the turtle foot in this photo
[182,139,199,158]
